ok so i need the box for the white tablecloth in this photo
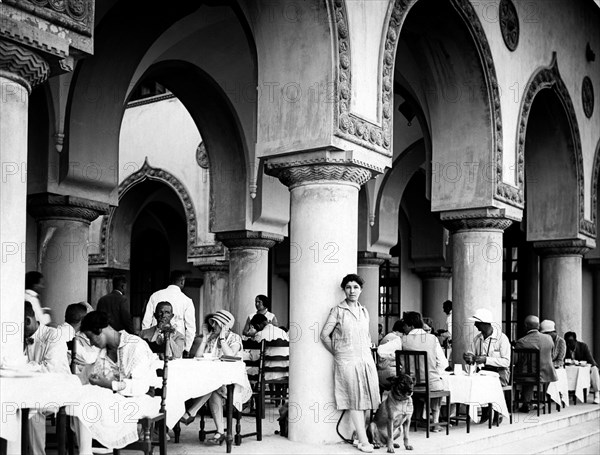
[0,372,83,441]
[442,372,509,423]
[547,368,569,407]
[566,365,591,403]
[156,358,252,429]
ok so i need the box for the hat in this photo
[467,308,494,324]
[210,310,235,331]
[540,320,556,333]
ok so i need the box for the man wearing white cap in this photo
[540,320,566,368]
[463,308,511,386]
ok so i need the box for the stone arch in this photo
[517,54,591,239]
[89,158,222,267]
[378,0,507,210]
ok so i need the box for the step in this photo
[490,419,600,454]
[447,405,599,454]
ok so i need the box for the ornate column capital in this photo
[440,208,515,233]
[264,149,385,189]
[533,239,592,258]
[414,266,453,280]
[28,193,109,224]
[357,251,391,266]
[0,39,49,91]
[215,230,284,251]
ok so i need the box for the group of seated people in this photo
[375,308,600,431]
[19,292,287,453]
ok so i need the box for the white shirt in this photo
[55,322,100,367]
[24,325,70,374]
[25,289,51,326]
[446,311,452,337]
[141,285,196,351]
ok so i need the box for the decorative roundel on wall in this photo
[499,0,519,52]
[582,76,594,119]
[196,142,210,169]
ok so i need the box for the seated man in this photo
[540,320,566,368]
[376,319,405,387]
[564,331,600,404]
[55,302,100,371]
[514,315,557,412]
[23,301,70,454]
[248,313,289,381]
[463,308,511,386]
[140,301,185,359]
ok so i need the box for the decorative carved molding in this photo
[4,0,94,37]
[89,158,223,266]
[582,76,594,119]
[357,251,391,266]
[499,0,519,52]
[447,0,510,209]
[440,209,514,232]
[331,0,407,156]
[516,54,589,239]
[216,230,284,250]
[533,239,591,258]
[196,142,210,169]
[196,262,230,274]
[0,40,49,90]
[28,193,108,223]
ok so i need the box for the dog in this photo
[367,373,414,453]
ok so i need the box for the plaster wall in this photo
[474,0,600,217]
[345,0,389,123]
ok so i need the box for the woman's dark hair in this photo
[80,311,110,335]
[340,274,364,289]
[391,319,404,332]
[256,294,271,310]
[204,313,215,332]
[402,311,424,329]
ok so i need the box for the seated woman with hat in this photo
[179,310,242,445]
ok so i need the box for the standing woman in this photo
[242,294,279,337]
[320,274,380,453]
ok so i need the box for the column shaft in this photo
[197,264,229,327]
[442,212,513,367]
[357,252,389,343]
[217,232,281,334]
[592,264,600,363]
[0,75,30,353]
[417,269,452,333]
[535,241,589,337]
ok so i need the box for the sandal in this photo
[357,442,374,453]
[207,432,226,445]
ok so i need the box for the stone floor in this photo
[112,399,599,455]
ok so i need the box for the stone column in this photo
[534,240,590,337]
[216,231,282,334]
[0,40,50,356]
[415,267,452,333]
[197,262,229,328]
[266,155,373,444]
[440,210,513,367]
[357,252,390,343]
[28,195,106,325]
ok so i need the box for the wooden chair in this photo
[262,339,290,416]
[113,333,171,455]
[198,339,264,445]
[395,350,451,438]
[512,348,552,417]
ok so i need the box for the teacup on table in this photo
[580,361,588,366]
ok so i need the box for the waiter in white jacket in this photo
[141,270,196,354]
